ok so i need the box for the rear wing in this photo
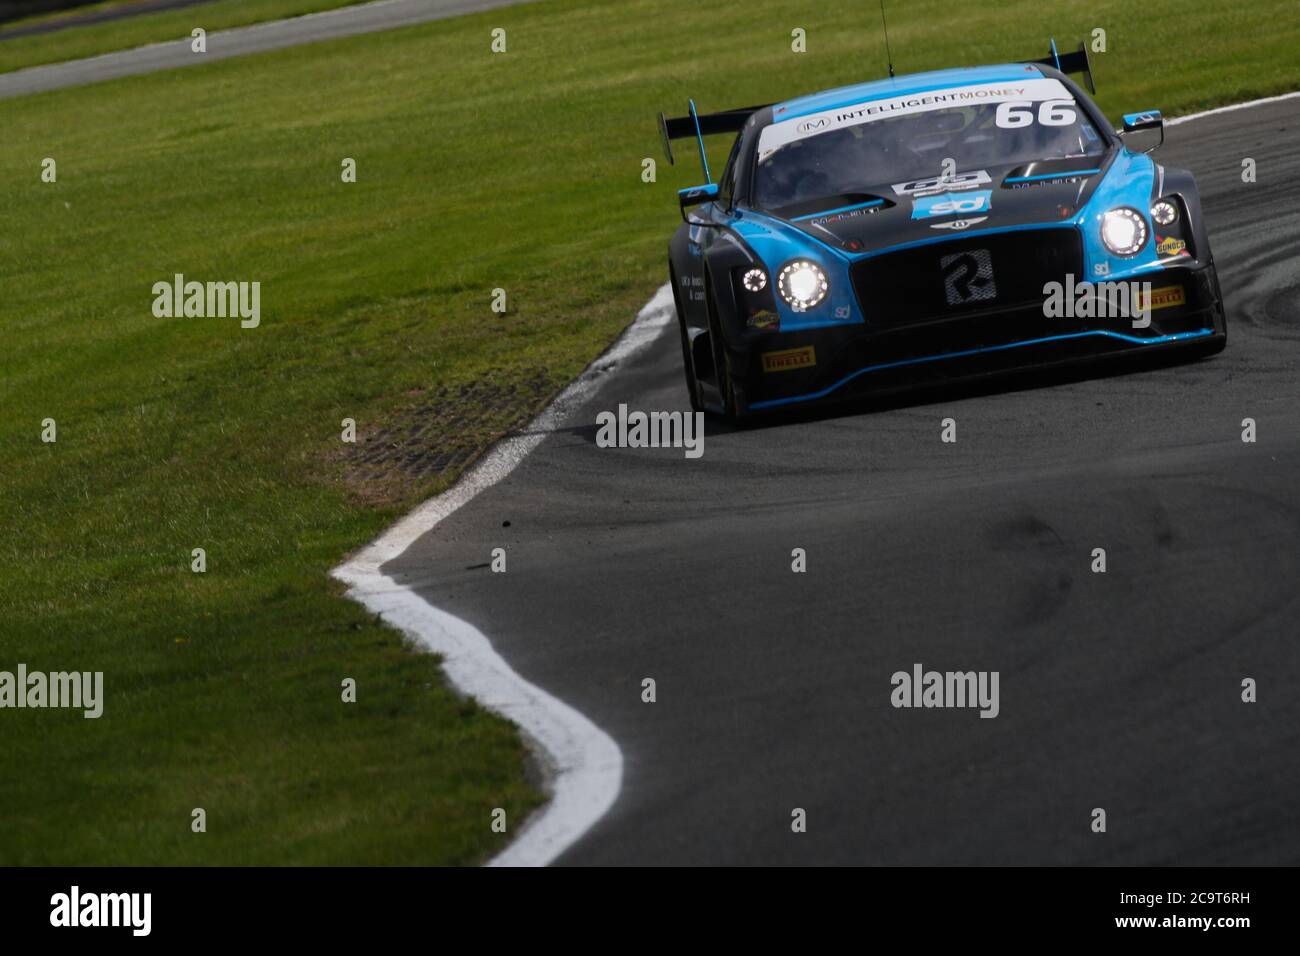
[657,100,769,176]
[1025,38,1096,94]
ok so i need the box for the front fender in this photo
[1160,166,1214,264]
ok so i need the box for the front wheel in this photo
[718,344,742,421]
[670,268,704,413]
[705,279,743,422]
[1209,258,1228,338]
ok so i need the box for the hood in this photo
[772,156,1114,253]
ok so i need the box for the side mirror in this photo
[678,183,719,210]
[1120,110,1164,153]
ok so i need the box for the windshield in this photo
[754,78,1106,211]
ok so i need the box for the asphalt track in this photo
[0,0,535,99]
[388,97,1300,865]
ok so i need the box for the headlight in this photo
[776,260,828,310]
[1150,200,1178,226]
[741,268,767,292]
[1101,207,1149,257]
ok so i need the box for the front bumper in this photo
[732,260,1225,413]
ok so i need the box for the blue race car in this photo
[658,43,1227,420]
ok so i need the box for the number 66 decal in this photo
[995,99,1077,128]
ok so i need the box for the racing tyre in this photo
[1196,257,1228,356]
[670,267,704,413]
[704,278,743,423]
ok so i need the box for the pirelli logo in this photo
[762,345,816,373]
[1136,285,1186,312]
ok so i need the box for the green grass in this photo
[0,0,368,73]
[1,0,1297,864]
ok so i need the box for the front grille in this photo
[850,228,1084,329]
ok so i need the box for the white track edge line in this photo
[1167,89,1300,125]
[332,282,674,867]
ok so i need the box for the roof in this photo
[770,63,1049,122]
